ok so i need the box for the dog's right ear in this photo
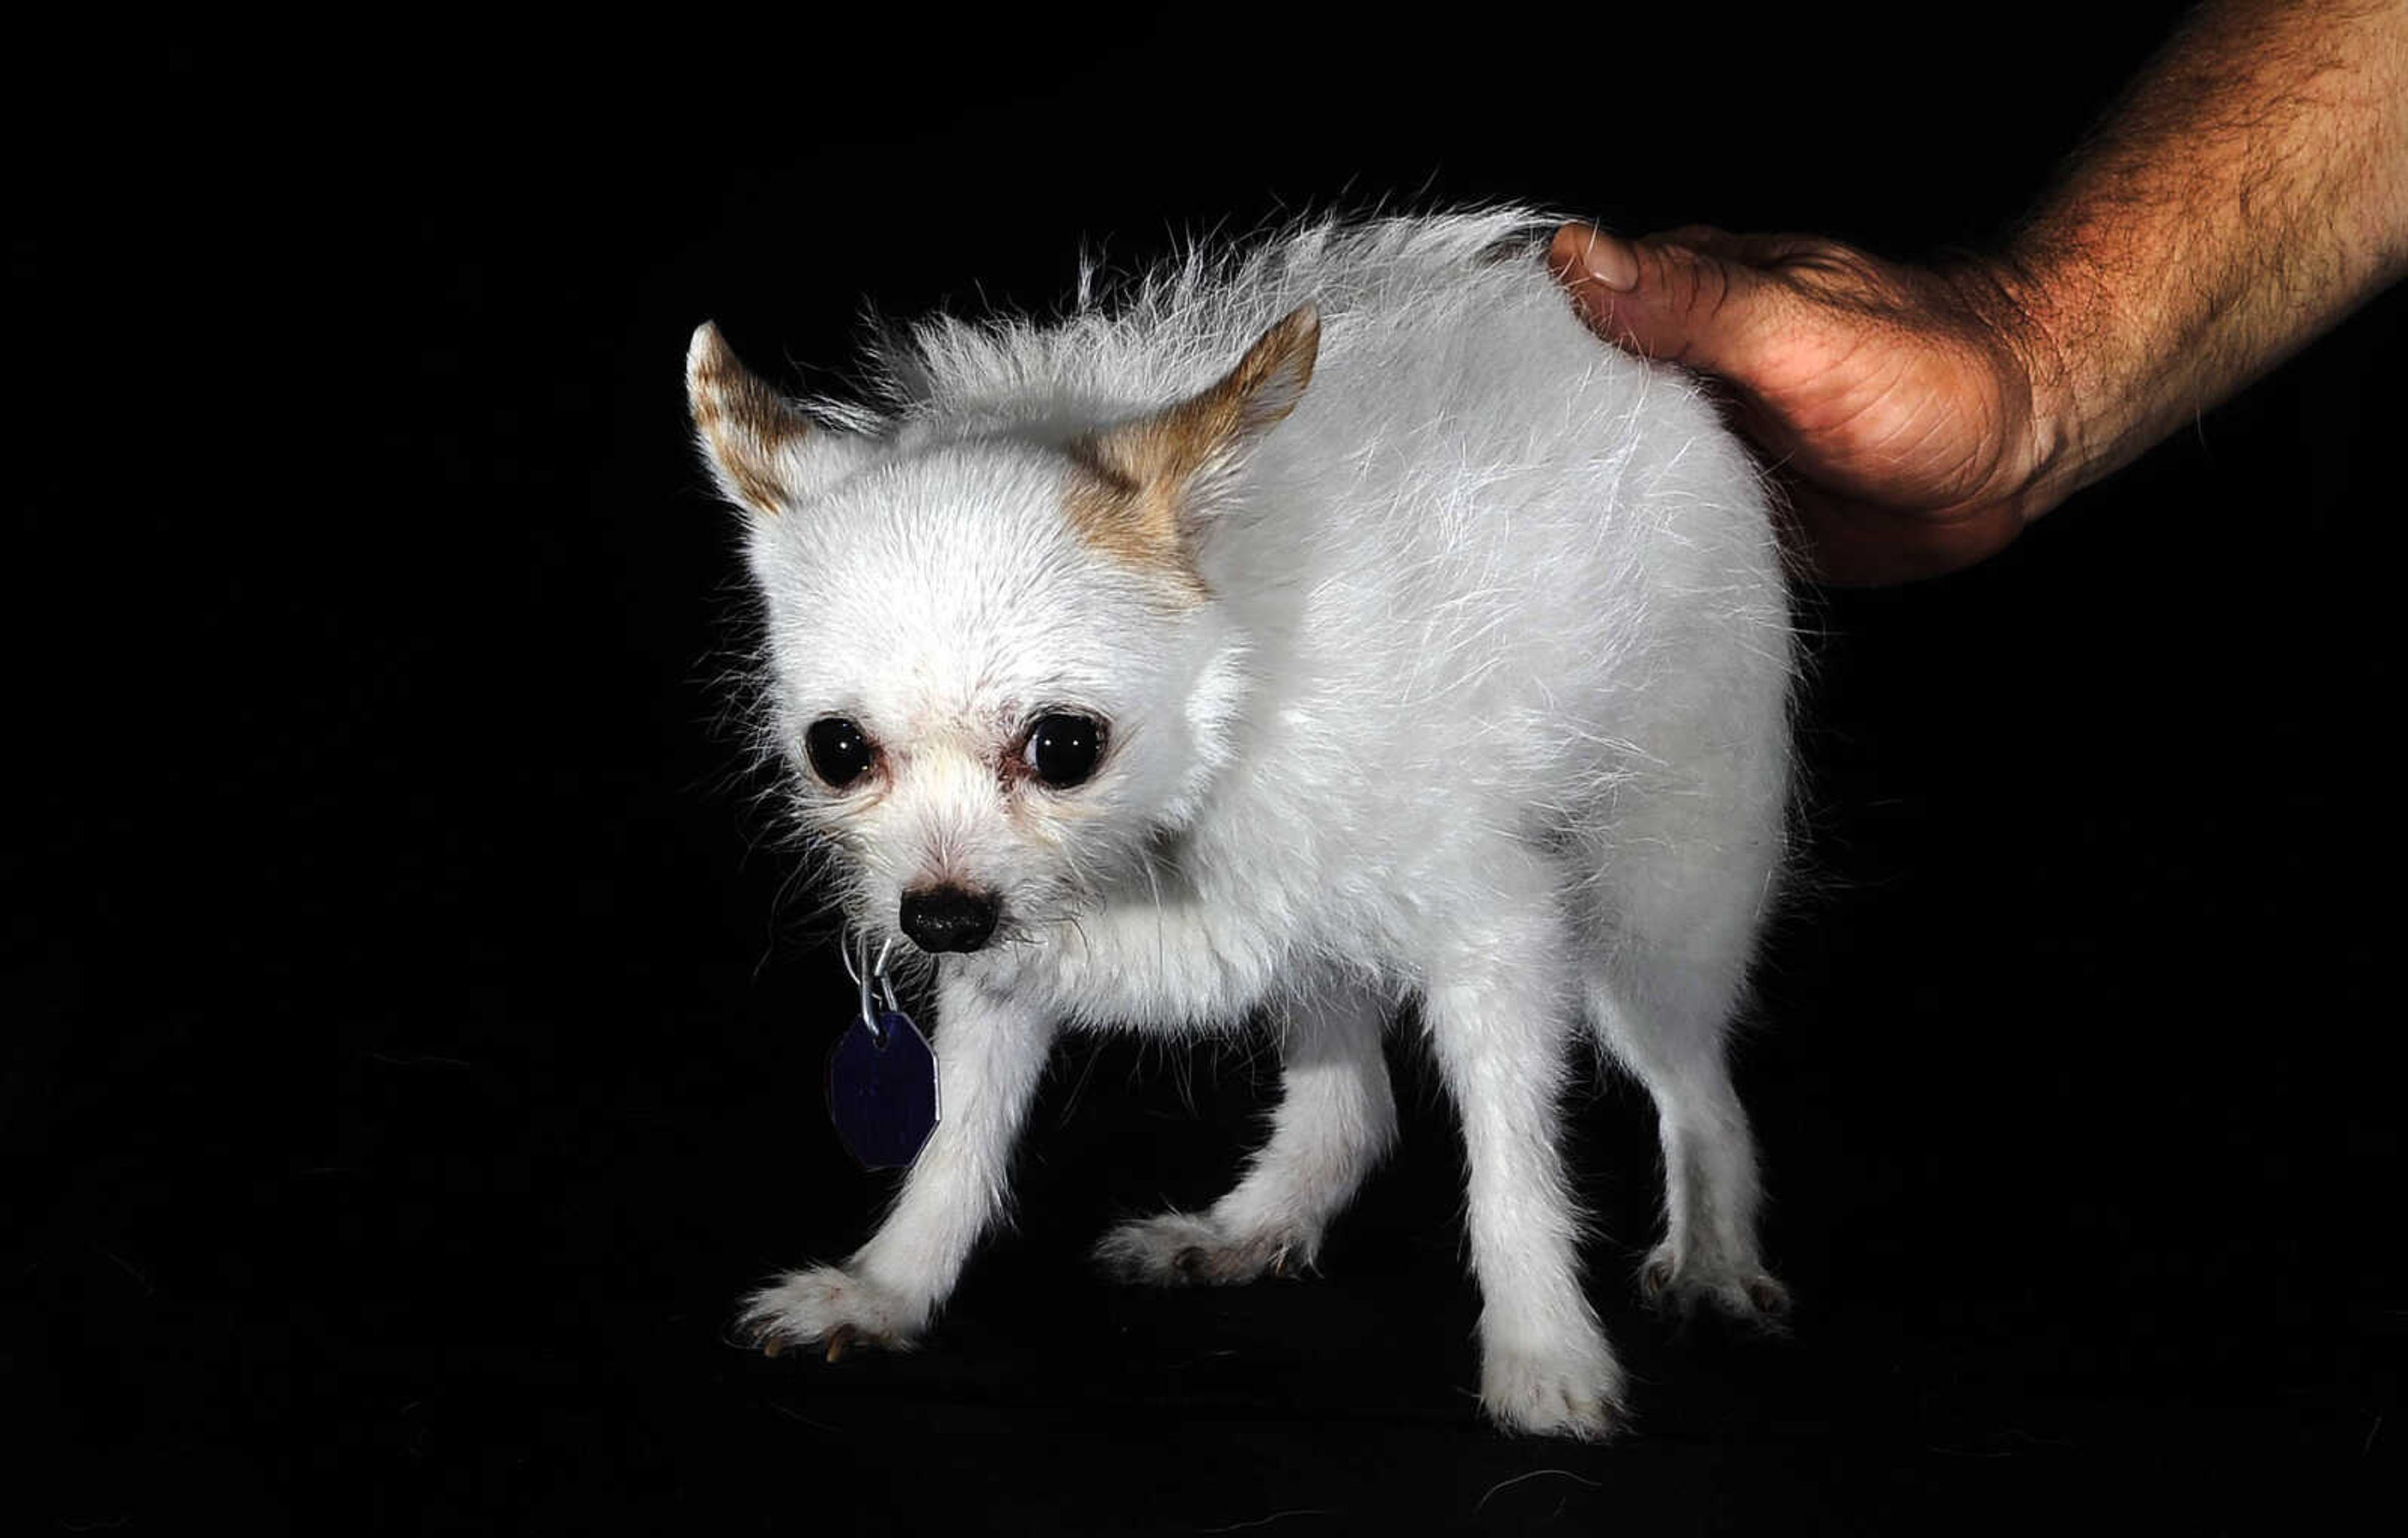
[686,323,865,516]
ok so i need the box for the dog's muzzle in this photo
[899,885,1000,953]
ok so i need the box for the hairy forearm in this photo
[1995,0,2408,505]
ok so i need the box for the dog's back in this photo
[884,212,1793,978]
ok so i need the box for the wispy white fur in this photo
[695,208,1797,1440]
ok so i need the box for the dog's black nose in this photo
[899,886,1000,954]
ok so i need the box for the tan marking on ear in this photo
[1085,303,1320,490]
[687,321,812,515]
[1060,454,1210,605]
[1062,303,1319,599]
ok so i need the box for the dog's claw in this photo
[753,1321,879,1364]
[1747,1277,1792,1319]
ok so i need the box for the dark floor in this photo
[15,10,2402,1531]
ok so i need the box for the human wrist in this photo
[1941,245,2098,523]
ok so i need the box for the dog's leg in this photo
[740,966,1054,1359]
[1423,863,1626,1441]
[1588,939,1789,1329]
[1581,762,1791,1329]
[1095,981,1395,1285]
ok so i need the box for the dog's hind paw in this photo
[737,1265,924,1361]
[1639,1244,1792,1334]
[1093,1211,1310,1286]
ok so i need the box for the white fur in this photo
[702,209,1796,1440]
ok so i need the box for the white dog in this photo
[689,209,1795,1440]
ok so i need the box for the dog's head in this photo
[689,306,1317,959]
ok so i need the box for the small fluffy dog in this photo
[689,209,1795,1440]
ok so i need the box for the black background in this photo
[15,8,2401,1531]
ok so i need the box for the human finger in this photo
[1549,222,1791,378]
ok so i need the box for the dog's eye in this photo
[804,717,875,788]
[1023,713,1105,789]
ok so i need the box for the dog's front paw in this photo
[737,1265,925,1361]
[1639,1243,1792,1333]
[1479,1341,1629,1441]
[1093,1211,1309,1286]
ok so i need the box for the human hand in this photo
[1550,223,2070,586]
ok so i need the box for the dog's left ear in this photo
[686,322,869,516]
[1070,303,1319,561]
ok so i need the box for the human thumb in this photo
[1549,223,1768,377]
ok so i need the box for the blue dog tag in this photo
[826,1007,938,1170]
[826,933,939,1170]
